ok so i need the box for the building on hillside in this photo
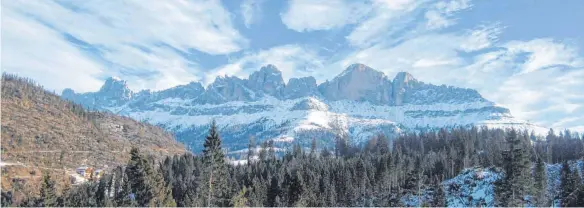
[75,166,104,179]
[75,166,88,176]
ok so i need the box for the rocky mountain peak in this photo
[282,76,319,99]
[393,72,417,85]
[337,63,383,79]
[319,63,392,104]
[247,64,285,97]
[99,76,133,100]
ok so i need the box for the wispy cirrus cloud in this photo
[241,0,265,28]
[2,0,247,92]
[280,0,371,32]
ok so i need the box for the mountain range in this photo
[61,63,546,152]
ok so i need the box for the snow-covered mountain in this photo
[62,63,546,152]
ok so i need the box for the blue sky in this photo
[2,0,584,131]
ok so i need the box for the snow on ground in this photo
[442,167,501,207]
[120,96,547,147]
[403,160,584,207]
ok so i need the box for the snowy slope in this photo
[62,63,547,151]
[402,160,584,207]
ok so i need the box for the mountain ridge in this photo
[61,63,547,152]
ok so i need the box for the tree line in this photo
[2,122,584,207]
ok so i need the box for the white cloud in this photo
[1,9,104,93]
[206,45,325,85]
[4,0,247,55]
[103,45,199,91]
[459,23,502,52]
[346,0,425,47]
[2,0,247,92]
[435,0,472,14]
[241,0,264,28]
[425,10,453,29]
[425,0,472,29]
[504,39,583,74]
[281,0,371,32]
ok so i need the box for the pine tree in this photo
[559,161,573,206]
[95,175,109,207]
[310,138,317,157]
[266,175,280,207]
[150,166,177,207]
[39,171,58,207]
[431,178,446,207]
[560,161,582,206]
[114,172,135,207]
[533,156,548,206]
[1,191,13,207]
[125,147,154,206]
[247,136,256,163]
[231,186,249,207]
[495,129,530,206]
[200,120,230,207]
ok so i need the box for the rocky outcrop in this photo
[318,63,393,104]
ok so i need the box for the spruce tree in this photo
[125,147,154,206]
[114,172,135,207]
[95,175,109,207]
[200,120,230,207]
[431,178,446,207]
[39,171,58,207]
[151,166,177,207]
[231,186,249,207]
[559,161,574,206]
[496,129,530,206]
[266,175,280,207]
[310,138,317,157]
[247,136,256,163]
[533,156,548,206]
[1,191,13,207]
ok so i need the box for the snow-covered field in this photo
[402,160,584,207]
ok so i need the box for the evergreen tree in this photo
[247,136,256,163]
[96,175,109,207]
[200,120,230,207]
[560,161,582,206]
[495,129,530,206]
[125,147,153,206]
[431,178,446,207]
[559,161,573,206]
[231,186,249,207]
[310,138,317,157]
[39,171,58,207]
[1,191,13,207]
[266,175,280,207]
[150,166,177,207]
[533,156,548,206]
[114,172,135,207]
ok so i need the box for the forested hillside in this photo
[3,121,583,207]
[0,74,186,202]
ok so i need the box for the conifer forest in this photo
[2,121,583,207]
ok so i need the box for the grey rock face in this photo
[62,77,133,109]
[318,63,393,104]
[246,64,285,98]
[158,82,205,99]
[282,76,320,99]
[201,76,256,104]
[99,77,133,101]
[392,72,419,106]
[391,72,486,105]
